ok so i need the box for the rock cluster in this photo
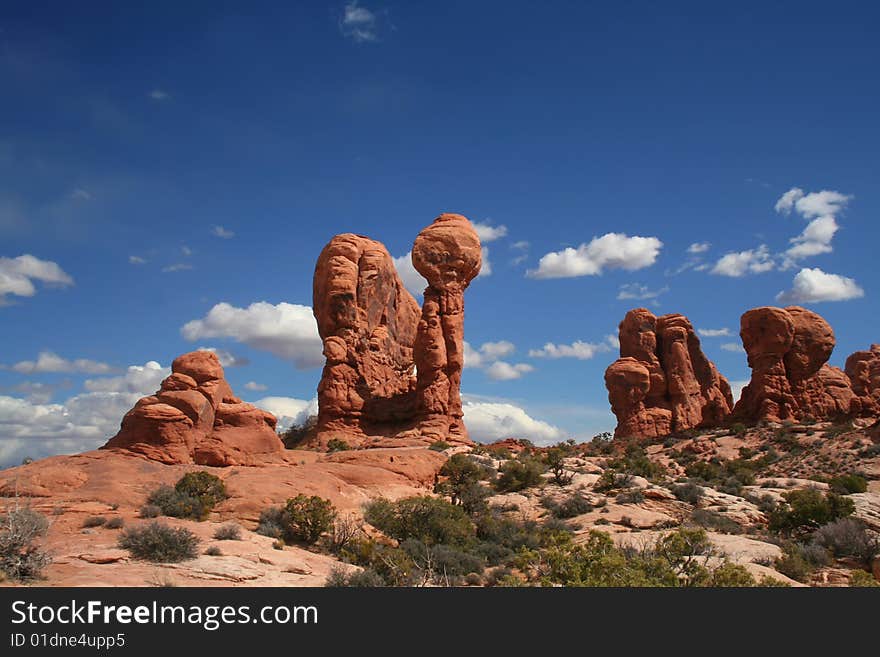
[605,308,733,439]
[845,344,880,416]
[312,213,480,446]
[103,350,282,466]
[734,306,855,423]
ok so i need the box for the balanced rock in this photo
[845,344,880,416]
[103,350,282,466]
[312,234,421,444]
[605,308,733,439]
[734,306,855,423]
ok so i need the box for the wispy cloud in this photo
[161,263,193,273]
[149,89,170,101]
[212,225,235,239]
[340,2,381,43]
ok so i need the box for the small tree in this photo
[0,506,51,581]
[545,448,574,486]
[283,495,337,544]
[436,454,490,506]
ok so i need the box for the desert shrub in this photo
[82,515,107,528]
[325,565,386,587]
[436,454,492,506]
[326,438,350,453]
[364,497,474,547]
[685,456,767,495]
[706,561,758,587]
[204,546,222,556]
[139,504,161,519]
[326,514,361,554]
[616,490,645,505]
[465,572,483,586]
[594,470,635,493]
[542,492,593,519]
[607,445,664,480]
[774,542,830,582]
[339,538,417,586]
[256,506,287,539]
[691,509,743,535]
[671,482,704,505]
[812,518,879,564]
[484,566,514,586]
[850,570,880,587]
[118,522,199,562]
[213,523,241,541]
[828,474,868,495]
[457,482,491,515]
[858,444,880,458]
[544,448,574,486]
[823,420,853,440]
[281,414,317,449]
[401,540,485,583]
[428,441,451,452]
[730,423,748,437]
[494,457,545,493]
[105,517,125,530]
[282,495,337,544]
[146,485,206,520]
[0,506,51,581]
[174,471,227,511]
[768,489,855,535]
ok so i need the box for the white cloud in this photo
[529,337,615,360]
[181,245,193,257]
[472,222,508,243]
[729,380,749,403]
[774,187,804,215]
[0,254,74,304]
[340,1,379,42]
[793,190,852,219]
[149,89,169,101]
[478,341,515,361]
[392,251,428,296]
[83,361,168,394]
[617,283,668,300]
[697,328,732,337]
[776,267,865,304]
[253,396,317,432]
[783,215,839,265]
[212,225,235,239]
[161,263,193,273]
[711,244,774,277]
[6,351,114,375]
[181,301,323,369]
[128,255,147,265]
[511,240,529,250]
[687,242,711,254]
[528,233,662,279]
[244,381,268,392]
[721,342,746,353]
[462,399,565,445]
[485,361,533,381]
[479,246,492,278]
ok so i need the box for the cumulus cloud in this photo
[697,328,732,338]
[244,381,268,392]
[720,342,745,353]
[0,254,74,304]
[181,301,323,369]
[253,396,317,432]
[392,252,427,296]
[462,399,565,445]
[528,233,662,279]
[783,215,839,266]
[472,222,508,243]
[687,242,711,254]
[83,361,168,394]
[775,187,851,267]
[485,361,533,381]
[774,187,804,215]
[529,336,617,360]
[774,188,852,219]
[464,340,531,380]
[6,351,114,375]
[776,267,865,304]
[617,283,668,300]
[212,225,235,239]
[711,244,775,277]
[128,255,147,265]
[340,1,380,42]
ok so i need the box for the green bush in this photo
[495,457,545,493]
[428,441,451,452]
[671,483,704,505]
[542,492,593,519]
[146,471,228,521]
[282,495,337,544]
[0,507,51,581]
[544,448,574,486]
[325,565,386,587]
[175,471,228,509]
[118,521,199,562]
[828,474,868,495]
[281,415,317,449]
[768,488,855,535]
[326,438,350,453]
[594,469,634,493]
[339,538,417,586]
[364,496,474,547]
[850,570,880,587]
[436,454,491,507]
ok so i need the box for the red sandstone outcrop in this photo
[845,344,880,416]
[311,214,480,447]
[312,234,421,443]
[103,351,282,466]
[734,306,855,423]
[605,308,733,439]
[412,213,481,441]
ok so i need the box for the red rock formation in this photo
[605,308,733,439]
[103,350,282,466]
[311,215,480,447]
[412,213,482,441]
[734,306,855,423]
[845,344,880,416]
[312,234,421,445]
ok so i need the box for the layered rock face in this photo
[605,308,733,439]
[103,351,282,466]
[312,213,480,446]
[845,344,880,416]
[734,306,855,423]
[312,234,421,441]
[412,213,482,440]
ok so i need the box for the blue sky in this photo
[1,1,878,466]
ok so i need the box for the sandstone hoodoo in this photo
[734,306,855,423]
[605,308,733,439]
[102,350,283,466]
[312,213,480,447]
[845,344,880,416]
